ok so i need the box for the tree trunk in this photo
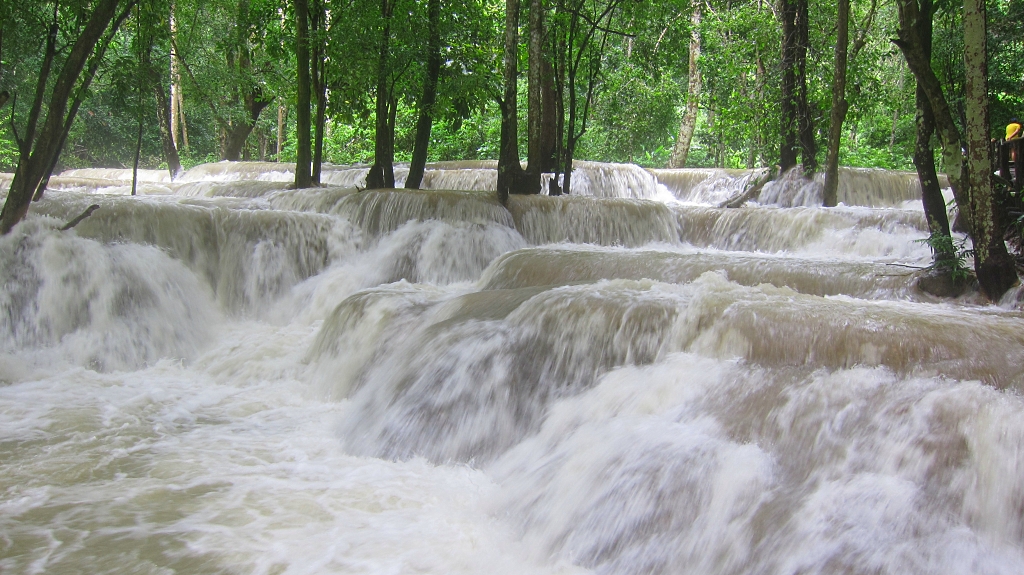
[822,0,849,206]
[779,0,798,173]
[523,0,544,189]
[963,0,1017,299]
[668,0,701,169]
[35,5,132,201]
[915,86,951,243]
[366,0,395,189]
[154,77,183,179]
[169,0,182,151]
[294,0,312,188]
[909,0,951,249]
[795,0,816,173]
[221,92,271,161]
[407,0,442,190]
[894,0,970,224]
[1,0,127,235]
[311,0,327,184]
[497,0,528,203]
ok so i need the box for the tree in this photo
[406,0,442,190]
[910,0,952,253]
[894,0,1017,299]
[366,0,397,189]
[551,0,626,195]
[496,0,530,202]
[822,0,875,206]
[779,0,815,174]
[1,0,135,235]
[294,0,312,188]
[962,0,1016,298]
[667,0,701,168]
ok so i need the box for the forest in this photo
[0,0,1023,295]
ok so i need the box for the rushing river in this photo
[2,161,1024,575]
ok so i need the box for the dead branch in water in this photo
[60,204,100,231]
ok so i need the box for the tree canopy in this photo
[0,0,1018,175]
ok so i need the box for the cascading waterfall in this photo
[2,160,1023,575]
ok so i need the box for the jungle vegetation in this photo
[0,0,1022,295]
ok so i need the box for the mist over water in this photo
[2,161,1023,575]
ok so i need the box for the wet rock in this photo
[916,267,973,298]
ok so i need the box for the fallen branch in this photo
[60,204,100,231]
[718,169,772,208]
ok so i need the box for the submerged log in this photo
[718,169,772,208]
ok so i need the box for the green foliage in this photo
[0,0,1017,177]
[579,62,680,165]
[918,230,974,281]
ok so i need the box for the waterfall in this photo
[3,159,1023,575]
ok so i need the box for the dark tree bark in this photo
[1,0,132,235]
[779,0,798,173]
[795,0,816,173]
[366,0,396,190]
[34,5,133,201]
[915,86,951,240]
[822,0,849,206]
[524,0,547,188]
[407,0,442,190]
[311,0,327,184]
[222,91,271,161]
[894,0,970,224]
[909,0,951,247]
[823,0,875,206]
[294,0,313,188]
[497,0,529,203]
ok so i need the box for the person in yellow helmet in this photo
[1008,118,1022,164]
[1007,117,1022,141]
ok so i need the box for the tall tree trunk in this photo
[910,0,951,250]
[154,74,183,179]
[221,92,271,161]
[36,5,132,201]
[894,0,970,224]
[497,0,527,203]
[407,0,442,190]
[822,0,849,206]
[779,0,798,173]
[294,0,312,188]
[551,6,566,193]
[366,0,395,189]
[524,0,544,189]
[963,0,1016,298]
[311,0,327,184]
[915,87,951,243]
[1,0,129,235]
[169,0,182,151]
[795,0,816,173]
[668,0,701,169]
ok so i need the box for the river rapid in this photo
[2,161,1024,575]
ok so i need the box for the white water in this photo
[3,161,1024,575]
